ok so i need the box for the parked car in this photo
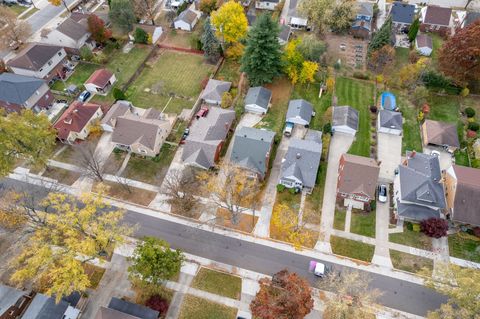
[378,184,387,203]
[283,122,294,137]
[180,128,190,143]
[308,261,329,278]
[196,107,209,119]
[78,90,91,102]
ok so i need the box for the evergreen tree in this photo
[201,17,221,63]
[368,17,392,55]
[241,14,283,86]
[408,18,420,42]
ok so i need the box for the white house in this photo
[84,68,116,95]
[415,34,433,56]
[255,0,279,10]
[332,106,359,135]
[244,86,272,114]
[41,13,93,53]
[378,110,403,135]
[286,99,314,126]
[174,9,200,31]
[201,79,232,105]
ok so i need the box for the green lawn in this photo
[303,161,327,225]
[389,225,433,251]
[166,119,187,144]
[178,295,237,319]
[126,51,214,112]
[331,236,375,262]
[256,77,292,135]
[216,60,241,85]
[51,63,100,91]
[351,210,376,238]
[191,268,242,300]
[397,92,423,153]
[426,94,460,123]
[336,77,374,157]
[395,48,410,68]
[430,34,444,66]
[454,149,470,167]
[390,250,433,274]
[291,83,332,131]
[448,232,480,263]
[334,210,346,231]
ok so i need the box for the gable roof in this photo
[101,100,132,127]
[230,127,275,177]
[379,110,403,131]
[201,79,232,103]
[281,133,322,188]
[423,119,460,148]
[332,106,359,131]
[338,154,380,199]
[53,101,101,140]
[245,86,272,110]
[357,2,374,17]
[6,43,63,71]
[391,1,415,24]
[0,73,46,105]
[22,293,69,319]
[85,68,114,87]
[182,107,235,168]
[0,285,25,315]
[108,297,159,319]
[56,15,89,41]
[95,307,141,319]
[175,9,198,25]
[286,99,313,123]
[423,5,452,26]
[416,34,433,49]
[450,165,480,226]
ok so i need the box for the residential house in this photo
[278,25,292,45]
[230,127,275,179]
[390,1,416,32]
[41,13,94,54]
[244,86,272,114]
[415,34,433,56]
[279,130,322,193]
[6,44,68,80]
[351,2,374,39]
[0,73,54,113]
[111,108,175,157]
[0,285,33,319]
[95,297,159,319]
[84,68,116,95]
[201,79,232,105]
[444,165,480,226]
[101,100,134,132]
[393,151,446,221]
[286,99,313,126]
[53,101,103,144]
[174,9,200,31]
[420,5,452,36]
[421,119,460,152]
[182,106,236,169]
[332,106,359,135]
[337,154,380,210]
[378,110,403,135]
[287,0,311,30]
[133,24,164,43]
[255,0,279,11]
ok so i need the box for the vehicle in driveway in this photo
[196,106,209,119]
[430,150,441,157]
[378,184,387,203]
[78,90,91,102]
[283,122,294,137]
[180,127,190,144]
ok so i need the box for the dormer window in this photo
[64,118,72,124]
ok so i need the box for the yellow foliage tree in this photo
[326,77,335,93]
[221,92,233,108]
[299,61,319,85]
[283,39,304,84]
[48,0,70,11]
[271,203,314,250]
[225,42,245,60]
[1,189,132,302]
[211,1,248,44]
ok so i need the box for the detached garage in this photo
[378,110,403,135]
[245,86,272,114]
[286,99,313,126]
[332,106,359,135]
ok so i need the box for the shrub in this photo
[288,187,297,194]
[323,122,332,135]
[467,130,477,138]
[412,223,421,232]
[80,46,93,61]
[113,87,126,100]
[420,218,449,238]
[421,71,461,94]
[473,227,480,238]
[370,105,377,113]
[221,92,233,108]
[468,122,479,131]
[465,107,476,118]
[353,72,369,80]
[460,87,470,97]
[417,111,424,122]
[276,184,286,192]
[146,295,169,316]
[406,221,413,231]
[134,27,149,44]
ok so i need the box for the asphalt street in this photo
[0,178,447,316]
[27,0,78,32]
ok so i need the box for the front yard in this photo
[389,224,433,251]
[42,166,81,186]
[303,162,327,225]
[191,268,242,300]
[448,232,480,263]
[330,236,374,262]
[93,181,157,206]
[333,209,376,238]
[216,208,258,233]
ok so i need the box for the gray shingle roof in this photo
[245,86,272,110]
[357,2,374,17]
[108,297,159,319]
[465,11,480,27]
[416,34,433,49]
[286,99,313,124]
[379,110,403,130]
[22,293,69,319]
[397,200,441,220]
[230,127,275,177]
[0,285,25,315]
[280,134,322,189]
[450,165,480,226]
[423,6,451,26]
[391,1,415,24]
[0,73,46,105]
[332,106,359,131]
[56,16,89,40]
[175,9,198,25]
[6,43,63,71]
[101,100,132,127]
[201,79,232,103]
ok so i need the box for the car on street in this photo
[78,90,91,102]
[378,184,387,203]
[196,106,209,119]
[309,261,329,278]
[283,122,294,137]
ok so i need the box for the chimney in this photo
[410,150,416,158]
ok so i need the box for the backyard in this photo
[291,82,332,131]
[51,63,100,91]
[396,92,423,153]
[336,77,374,157]
[256,77,293,134]
[125,51,215,114]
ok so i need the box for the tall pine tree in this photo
[241,14,283,86]
[368,17,392,55]
[201,17,221,63]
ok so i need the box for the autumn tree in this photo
[326,0,356,33]
[299,61,318,85]
[211,1,247,45]
[0,190,132,302]
[297,34,327,62]
[199,0,218,14]
[367,45,395,74]
[250,269,314,319]
[74,144,105,182]
[198,162,260,225]
[0,110,56,177]
[397,57,429,93]
[48,0,70,12]
[241,14,283,86]
[201,17,221,62]
[368,17,392,55]
[299,0,333,34]
[320,270,381,319]
[0,7,32,50]
[109,0,137,33]
[438,20,480,86]
[132,0,158,25]
[283,39,305,84]
[87,14,112,44]
[161,168,197,217]
[128,236,184,285]
[422,263,480,319]
[271,203,314,249]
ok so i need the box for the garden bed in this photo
[83,263,106,289]
[191,267,242,300]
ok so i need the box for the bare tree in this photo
[162,168,197,217]
[74,144,104,182]
[0,7,32,51]
[114,175,133,194]
[132,0,159,25]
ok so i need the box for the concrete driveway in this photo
[377,132,402,182]
[423,146,453,170]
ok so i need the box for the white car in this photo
[378,184,387,203]
[431,150,441,157]
[309,261,328,278]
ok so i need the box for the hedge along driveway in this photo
[335,77,374,157]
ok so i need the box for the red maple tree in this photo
[87,14,112,44]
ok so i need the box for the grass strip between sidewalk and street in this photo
[191,267,242,300]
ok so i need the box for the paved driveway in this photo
[377,132,402,182]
